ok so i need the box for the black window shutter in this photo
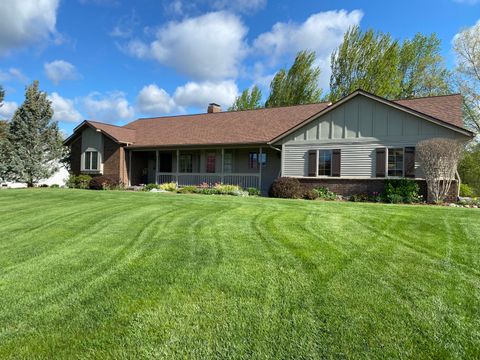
[332,149,341,177]
[308,150,317,177]
[404,147,415,178]
[376,148,386,178]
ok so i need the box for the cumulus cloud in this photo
[0,0,60,55]
[137,84,177,115]
[49,92,83,123]
[253,9,363,88]
[123,11,248,80]
[44,60,80,85]
[173,80,238,109]
[0,101,18,120]
[81,91,135,123]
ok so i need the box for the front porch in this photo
[127,146,281,193]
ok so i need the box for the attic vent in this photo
[207,103,221,113]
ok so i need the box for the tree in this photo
[329,26,451,102]
[453,22,480,133]
[416,138,465,203]
[229,85,263,111]
[0,120,7,140]
[458,143,480,196]
[1,81,64,187]
[265,50,322,107]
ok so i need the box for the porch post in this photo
[176,149,180,185]
[155,150,159,184]
[221,148,224,184]
[128,150,132,187]
[259,147,263,190]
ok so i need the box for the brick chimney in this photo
[207,103,221,113]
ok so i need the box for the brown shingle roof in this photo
[69,92,469,147]
[125,102,330,147]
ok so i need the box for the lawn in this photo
[0,189,479,359]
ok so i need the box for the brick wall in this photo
[103,136,128,185]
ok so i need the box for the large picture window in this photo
[318,150,332,176]
[179,154,193,173]
[84,151,99,171]
[248,152,267,169]
[388,148,404,177]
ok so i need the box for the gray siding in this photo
[81,127,103,172]
[279,95,467,178]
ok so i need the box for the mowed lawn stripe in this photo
[0,189,479,359]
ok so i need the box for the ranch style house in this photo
[64,89,474,197]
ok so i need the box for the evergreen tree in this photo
[329,26,451,101]
[229,85,263,111]
[265,50,322,107]
[1,81,64,187]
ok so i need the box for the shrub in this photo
[159,182,177,191]
[50,184,60,188]
[303,189,319,200]
[177,185,197,194]
[89,175,119,190]
[39,184,49,188]
[350,193,369,202]
[195,187,219,195]
[383,179,420,204]
[312,186,336,200]
[369,191,383,203]
[247,187,261,196]
[66,174,92,189]
[230,189,249,197]
[144,183,160,191]
[460,183,474,197]
[385,193,404,204]
[269,177,304,199]
[214,183,242,195]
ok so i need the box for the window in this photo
[206,153,216,173]
[388,148,404,177]
[179,154,193,173]
[159,152,173,173]
[224,152,233,173]
[84,151,99,171]
[248,152,267,169]
[318,150,332,176]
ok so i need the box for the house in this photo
[64,90,474,197]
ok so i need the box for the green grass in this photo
[0,189,479,359]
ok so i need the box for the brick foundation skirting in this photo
[295,178,457,203]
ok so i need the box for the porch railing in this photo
[157,172,260,189]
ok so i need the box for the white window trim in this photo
[81,150,101,173]
[386,147,405,178]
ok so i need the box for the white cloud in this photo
[81,91,135,123]
[164,0,266,15]
[137,84,177,115]
[44,60,80,85]
[49,92,83,123]
[0,101,18,120]
[0,68,28,83]
[0,0,60,55]
[124,11,248,80]
[253,9,363,89]
[173,80,238,109]
[210,0,266,13]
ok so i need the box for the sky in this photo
[0,0,479,135]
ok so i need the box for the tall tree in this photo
[229,85,263,111]
[0,120,7,140]
[458,143,480,196]
[265,50,322,107]
[329,26,451,102]
[1,81,64,187]
[454,21,480,132]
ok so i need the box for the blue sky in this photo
[0,0,479,135]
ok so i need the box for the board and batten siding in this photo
[278,95,466,178]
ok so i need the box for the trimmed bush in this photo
[247,187,261,196]
[269,177,304,199]
[303,189,319,200]
[460,183,474,197]
[66,174,92,189]
[89,175,119,190]
[159,182,177,191]
[384,179,421,204]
